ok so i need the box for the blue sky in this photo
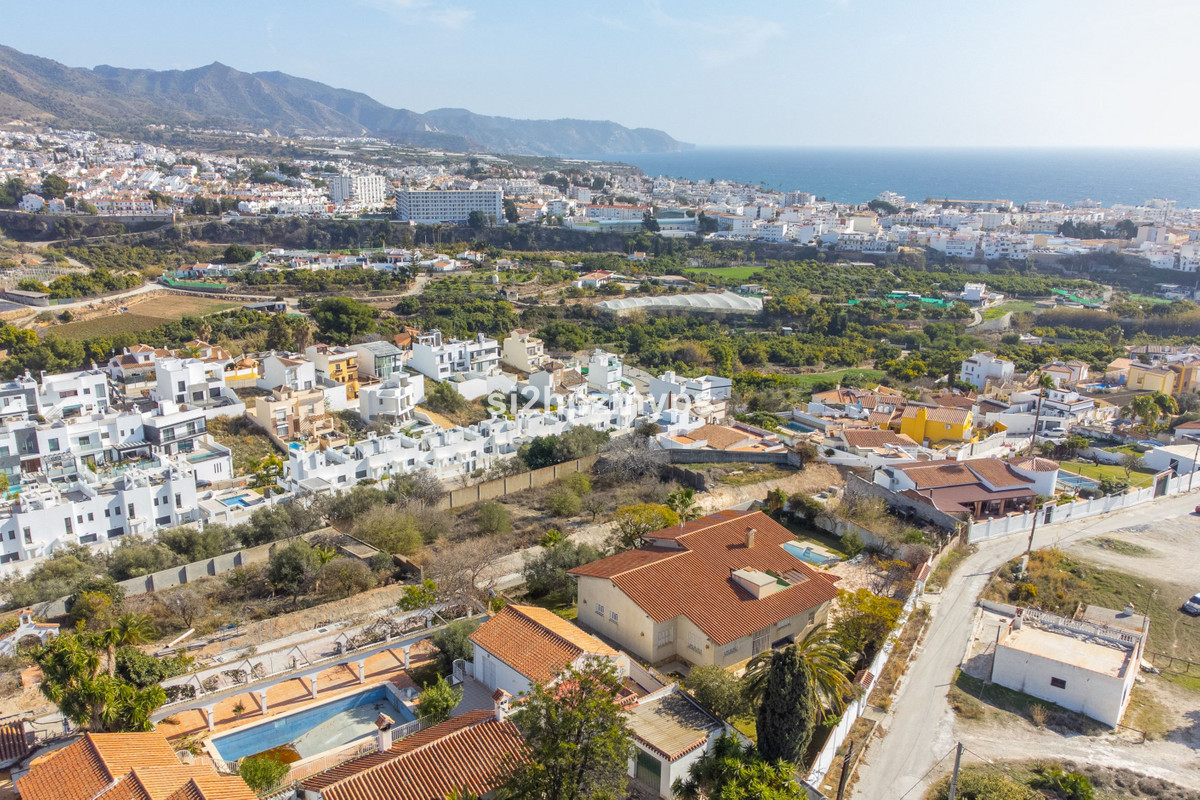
[6,0,1200,147]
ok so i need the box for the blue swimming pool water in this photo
[1057,472,1100,490]
[219,495,251,508]
[210,685,415,762]
[785,421,815,433]
[783,541,836,565]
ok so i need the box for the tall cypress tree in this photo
[756,645,818,764]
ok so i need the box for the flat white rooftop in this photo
[1000,626,1131,679]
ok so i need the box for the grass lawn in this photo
[984,549,1200,689]
[1057,459,1157,488]
[684,266,766,283]
[1128,294,1173,306]
[982,300,1038,321]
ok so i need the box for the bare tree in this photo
[424,536,512,613]
[159,587,208,629]
[594,434,665,485]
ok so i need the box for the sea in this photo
[604,147,1200,209]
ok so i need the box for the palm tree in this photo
[673,734,753,800]
[666,488,702,521]
[743,625,853,721]
[1027,371,1057,457]
[1128,394,1162,430]
[312,545,338,593]
[101,613,157,677]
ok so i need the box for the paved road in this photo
[851,488,1200,800]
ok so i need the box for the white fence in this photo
[968,472,1192,543]
[806,586,919,785]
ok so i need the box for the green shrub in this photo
[1033,766,1094,800]
[475,501,512,536]
[546,486,583,518]
[563,472,591,496]
[239,755,290,792]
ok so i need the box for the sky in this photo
[5,0,1200,148]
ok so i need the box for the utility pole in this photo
[947,742,964,800]
[1190,439,1199,492]
[835,741,854,800]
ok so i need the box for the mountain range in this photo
[0,44,690,156]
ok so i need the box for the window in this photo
[778,619,792,630]
[78,437,89,448]
[595,604,605,617]
[175,493,182,508]
[687,633,705,655]
[177,381,185,392]
[87,513,94,521]
[127,504,135,518]
[1050,677,1067,689]
[105,508,111,518]
[48,438,60,452]
[807,611,816,625]
[77,515,83,524]
[655,628,674,647]
[23,528,31,544]
[723,642,739,656]
[609,610,619,624]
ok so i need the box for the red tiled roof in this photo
[0,720,30,763]
[469,604,618,685]
[569,511,839,646]
[18,733,182,800]
[1007,456,1060,473]
[902,404,971,426]
[163,775,258,800]
[303,710,525,800]
[842,429,916,449]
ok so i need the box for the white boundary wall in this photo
[968,472,1193,543]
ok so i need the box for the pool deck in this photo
[157,644,428,742]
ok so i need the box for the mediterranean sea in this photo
[606,147,1200,209]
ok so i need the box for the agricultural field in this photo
[684,265,767,283]
[982,300,1038,320]
[50,294,240,339]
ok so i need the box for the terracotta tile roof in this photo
[842,429,917,449]
[302,710,525,800]
[96,765,217,800]
[162,775,258,800]
[1007,456,1059,473]
[931,393,977,410]
[964,458,1031,488]
[901,404,970,426]
[0,720,30,763]
[867,410,896,427]
[687,424,754,451]
[568,511,839,646]
[567,547,680,578]
[469,604,618,685]
[18,733,182,800]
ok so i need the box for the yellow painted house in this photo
[1127,364,1177,395]
[899,404,973,445]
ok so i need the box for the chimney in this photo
[745,527,756,549]
[492,688,512,722]
[1123,603,1135,616]
[375,713,394,753]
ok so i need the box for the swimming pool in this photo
[219,494,252,508]
[785,421,815,433]
[1057,472,1100,490]
[209,685,415,763]
[783,541,837,566]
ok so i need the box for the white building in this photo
[647,371,732,423]
[991,606,1147,728]
[358,373,424,424]
[37,368,110,420]
[585,204,649,222]
[328,174,386,206]
[959,351,1015,391]
[394,189,503,224]
[587,349,624,394]
[408,330,500,382]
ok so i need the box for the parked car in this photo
[1183,593,1200,616]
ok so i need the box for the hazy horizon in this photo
[6,0,1200,149]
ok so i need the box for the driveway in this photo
[851,488,1200,800]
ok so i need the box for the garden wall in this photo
[32,528,376,619]
[433,455,599,510]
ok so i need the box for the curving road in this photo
[851,488,1200,800]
